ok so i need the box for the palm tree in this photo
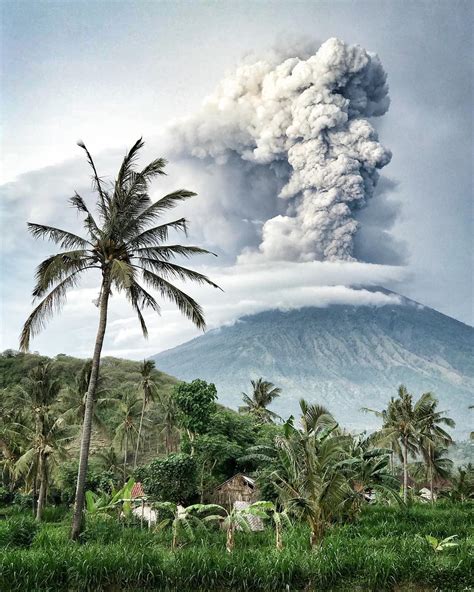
[267,401,348,548]
[16,409,74,521]
[364,386,439,502]
[134,360,158,468]
[59,360,111,435]
[155,391,180,454]
[417,395,455,503]
[14,363,64,520]
[96,446,123,478]
[113,392,143,481]
[239,378,281,423]
[341,434,400,517]
[19,138,220,539]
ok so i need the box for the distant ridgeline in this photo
[152,297,474,439]
[0,350,177,394]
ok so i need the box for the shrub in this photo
[12,492,34,510]
[0,486,13,505]
[79,514,124,545]
[0,515,38,548]
[141,453,197,503]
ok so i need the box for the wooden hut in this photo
[213,473,259,508]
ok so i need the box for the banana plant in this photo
[188,503,251,553]
[153,502,201,550]
[425,534,459,552]
[85,477,135,518]
[247,501,292,550]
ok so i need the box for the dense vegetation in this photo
[1,348,473,589]
[0,504,472,591]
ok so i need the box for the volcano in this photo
[152,290,473,438]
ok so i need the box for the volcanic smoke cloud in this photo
[173,38,392,262]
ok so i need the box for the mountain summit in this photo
[152,290,473,437]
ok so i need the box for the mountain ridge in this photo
[152,289,474,437]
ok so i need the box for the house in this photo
[213,473,259,508]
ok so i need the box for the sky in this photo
[0,0,472,359]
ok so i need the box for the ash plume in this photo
[172,38,392,262]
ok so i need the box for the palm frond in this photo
[136,258,221,290]
[126,218,188,249]
[135,244,216,260]
[77,140,109,214]
[32,250,93,298]
[140,269,206,330]
[20,270,84,351]
[27,223,91,249]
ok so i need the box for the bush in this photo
[0,486,13,505]
[12,492,34,510]
[56,462,118,503]
[141,453,197,503]
[0,515,38,548]
[79,514,124,545]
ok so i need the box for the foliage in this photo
[1,504,472,591]
[0,515,38,548]
[174,379,217,440]
[239,378,281,424]
[140,453,197,503]
[425,534,459,552]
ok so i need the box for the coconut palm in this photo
[155,391,180,454]
[266,402,349,548]
[96,446,123,478]
[364,385,435,502]
[239,378,281,423]
[19,138,220,539]
[134,360,158,468]
[341,434,400,517]
[416,395,455,503]
[13,363,69,520]
[113,392,143,481]
[59,360,111,435]
[16,409,74,521]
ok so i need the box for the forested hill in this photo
[0,350,178,395]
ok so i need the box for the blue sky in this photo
[1,0,472,358]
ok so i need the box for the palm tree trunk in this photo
[71,274,111,540]
[428,444,434,505]
[134,398,146,469]
[124,431,128,483]
[36,454,47,521]
[403,435,408,503]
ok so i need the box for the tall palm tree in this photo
[16,409,74,521]
[113,392,143,481]
[417,395,455,503]
[19,138,220,539]
[155,391,180,454]
[239,378,281,423]
[134,360,157,468]
[255,400,348,548]
[15,363,73,520]
[364,386,437,502]
[59,360,111,434]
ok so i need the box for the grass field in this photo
[0,503,472,591]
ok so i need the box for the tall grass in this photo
[0,503,472,591]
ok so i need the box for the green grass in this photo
[0,503,472,591]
